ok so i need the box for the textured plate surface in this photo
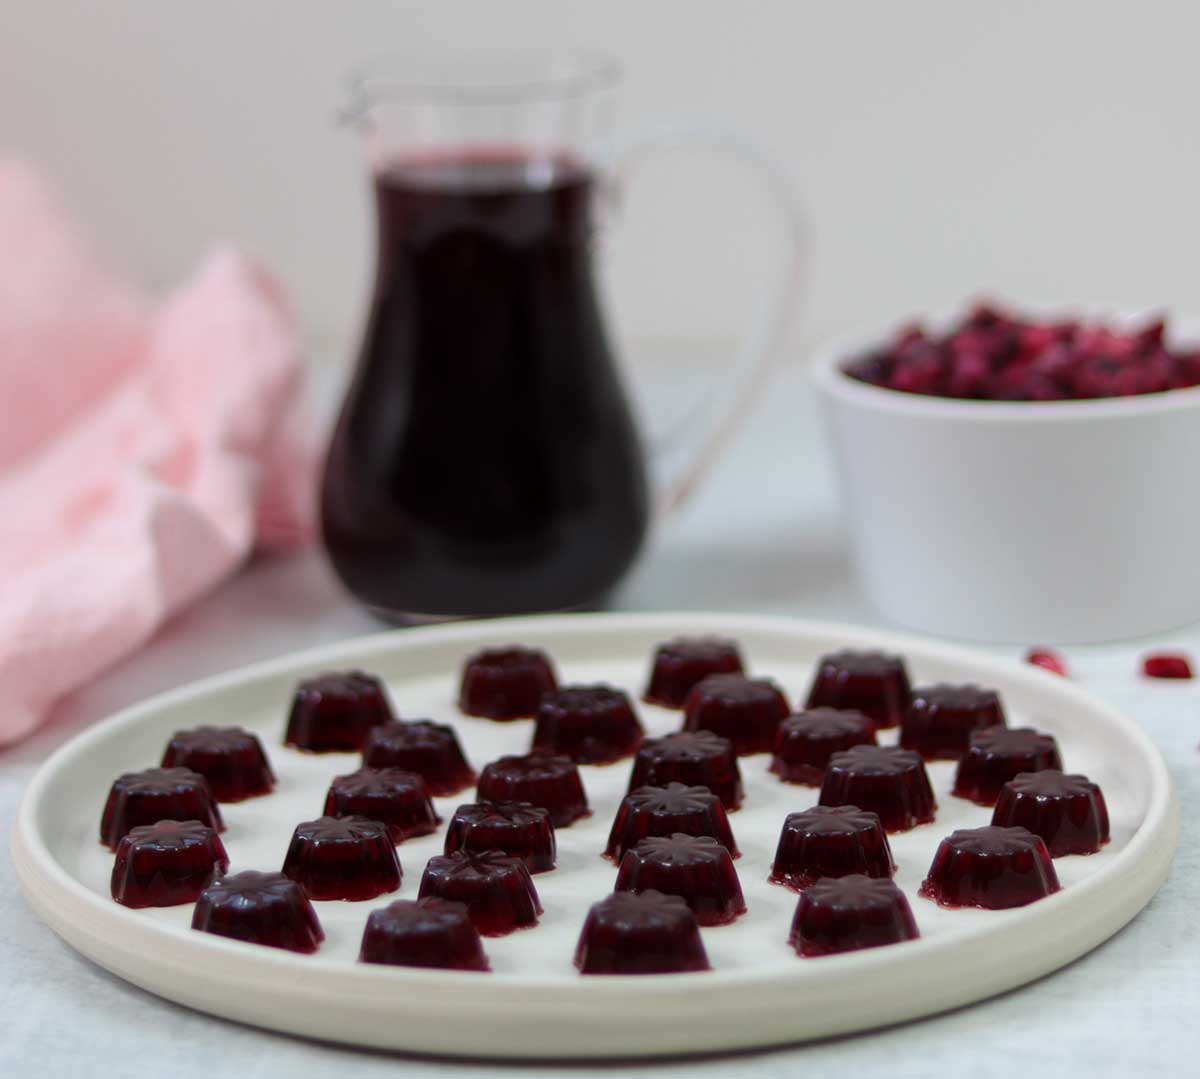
[11,613,1178,1058]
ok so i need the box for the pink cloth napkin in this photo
[0,160,315,747]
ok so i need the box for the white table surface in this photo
[3,367,1197,1077]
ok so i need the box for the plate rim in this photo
[10,612,1181,1055]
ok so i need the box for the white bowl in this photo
[810,311,1200,643]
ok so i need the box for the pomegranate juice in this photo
[321,155,649,617]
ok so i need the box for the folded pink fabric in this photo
[0,160,315,746]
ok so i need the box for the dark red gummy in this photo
[574,890,710,974]
[192,870,324,953]
[643,636,744,709]
[789,875,918,957]
[1142,652,1194,679]
[842,303,1200,402]
[953,726,1064,806]
[682,674,790,756]
[100,767,224,849]
[615,833,745,926]
[627,731,743,810]
[444,801,556,873]
[769,805,895,891]
[323,767,441,843]
[459,646,557,720]
[992,770,1110,856]
[161,726,275,802]
[769,709,877,786]
[919,825,1061,909]
[359,897,490,971]
[281,816,402,901]
[418,850,541,936]
[285,670,394,752]
[1026,648,1068,676]
[476,752,590,827]
[606,782,739,862]
[804,650,911,730]
[110,820,229,908]
[819,745,936,833]
[532,684,644,764]
[361,719,476,796]
[900,684,1006,761]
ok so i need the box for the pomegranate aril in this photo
[1141,652,1194,680]
[844,303,1196,403]
[1025,648,1067,677]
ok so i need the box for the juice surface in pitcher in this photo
[320,152,650,618]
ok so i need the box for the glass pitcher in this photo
[322,53,803,619]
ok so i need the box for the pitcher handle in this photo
[601,118,807,518]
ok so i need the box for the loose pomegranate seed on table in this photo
[1141,653,1194,680]
[843,303,1200,402]
[1025,648,1068,677]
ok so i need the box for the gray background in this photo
[2,1,1197,359]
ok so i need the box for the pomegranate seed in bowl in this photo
[842,303,1200,402]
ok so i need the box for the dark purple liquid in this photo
[321,153,650,617]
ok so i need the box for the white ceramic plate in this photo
[11,613,1178,1059]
